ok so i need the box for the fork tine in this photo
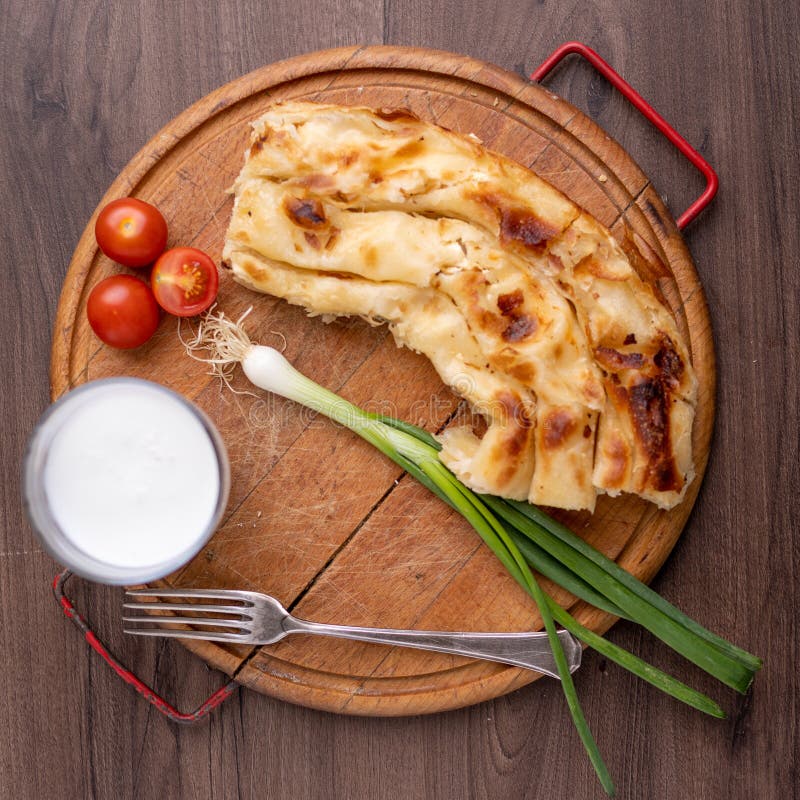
[123,628,248,643]
[122,615,248,629]
[122,602,251,616]
[126,588,256,603]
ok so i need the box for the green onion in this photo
[391,431,726,717]
[502,499,762,673]
[483,497,755,693]
[376,411,760,689]
[387,444,629,620]
[424,460,615,796]
[183,310,760,796]
[508,530,629,620]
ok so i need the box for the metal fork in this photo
[124,588,581,679]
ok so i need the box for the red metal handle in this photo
[47,45,714,723]
[532,41,718,229]
[53,570,237,723]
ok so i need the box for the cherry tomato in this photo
[86,275,160,349]
[95,198,168,268]
[151,247,219,317]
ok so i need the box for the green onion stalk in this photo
[183,309,761,796]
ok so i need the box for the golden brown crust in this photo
[283,196,328,229]
[224,102,697,511]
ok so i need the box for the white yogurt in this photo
[24,379,229,583]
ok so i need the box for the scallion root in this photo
[180,306,255,384]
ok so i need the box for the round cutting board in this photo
[51,46,715,716]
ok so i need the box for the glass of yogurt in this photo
[23,378,230,584]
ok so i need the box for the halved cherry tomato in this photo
[151,247,219,317]
[86,275,160,349]
[95,198,168,268]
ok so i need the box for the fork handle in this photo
[283,618,581,679]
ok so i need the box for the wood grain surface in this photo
[51,45,715,716]
[1,1,797,798]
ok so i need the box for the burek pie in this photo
[222,102,697,512]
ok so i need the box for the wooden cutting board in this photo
[51,45,715,716]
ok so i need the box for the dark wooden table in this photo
[2,2,797,797]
